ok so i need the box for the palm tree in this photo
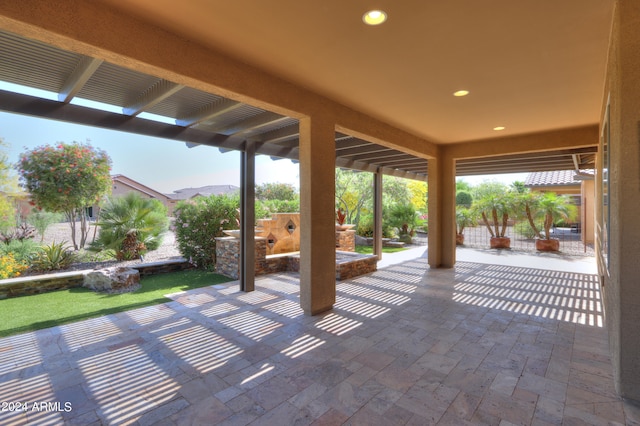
[91,192,169,260]
[523,192,577,239]
[520,191,578,251]
[455,207,477,245]
[388,202,421,243]
[472,191,514,243]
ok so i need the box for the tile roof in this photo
[167,185,240,200]
[524,170,581,187]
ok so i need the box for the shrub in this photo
[387,203,422,237]
[456,191,473,207]
[515,221,540,239]
[75,249,114,263]
[27,211,64,241]
[31,241,77,272]
[356,213,394,238]
[173,194,239,269]
[256,182,298,201]
[0,253,28,279]
[0,239,40,265]
[0,223,36,244]
[91,193,169,260]
[257,199,299,216]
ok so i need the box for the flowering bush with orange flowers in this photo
[0,253,28,279]
[18,141,112,250]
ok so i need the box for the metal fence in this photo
[460,224,594,256]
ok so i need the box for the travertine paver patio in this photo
[1,256,639,425]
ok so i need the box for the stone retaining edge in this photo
[0,259,193,299]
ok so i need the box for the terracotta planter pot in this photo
[490,236,511,249]
[456,233,464,245]
[535,238,560,252]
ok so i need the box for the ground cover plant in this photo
[0,270,232,337]
[355,245,408,254]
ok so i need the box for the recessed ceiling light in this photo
[453,90,469,97]
[363,10,387,26]
[493,126,506,131]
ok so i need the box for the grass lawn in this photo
[0,270,232,338]
[355,245,409,254]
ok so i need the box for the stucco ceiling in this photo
[96,0,614,144]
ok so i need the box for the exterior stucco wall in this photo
[599,0,640,402]
[581,179,595,244]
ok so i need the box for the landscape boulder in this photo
[84,267,141,293]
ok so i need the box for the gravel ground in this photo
[37,222,183,272]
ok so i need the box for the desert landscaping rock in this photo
[84,267,141,293]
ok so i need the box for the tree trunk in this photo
[481,212,495,237]
[500,212,509,238]
[491,209,499,237]
[525,204,543,239]
[544,213,553,239]
[65,210,78,250]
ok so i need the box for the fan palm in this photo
[91,192,169,260]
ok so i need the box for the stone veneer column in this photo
[299,114,336,315]
[336,230,356,252]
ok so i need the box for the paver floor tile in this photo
[1,257,635,425]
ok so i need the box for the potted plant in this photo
[473,191,514,249]
[521,192,577,251]
[455,207,476,245]
[335,208,354,231]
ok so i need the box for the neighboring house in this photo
[19,176,238,221]
[107,177,239,217]
[168,184,239,200]
[167,185,239,202]
[524,170,595,244]
[102,174,176,216]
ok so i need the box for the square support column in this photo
[373,169,383,260]
[600,0,640,402]
[240,141,256,292]
[299,115,336,315]
[427,153,456,268]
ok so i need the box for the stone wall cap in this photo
[215,236,267,241]
[0,269,92,285]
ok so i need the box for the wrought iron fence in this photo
[460,224,594,256]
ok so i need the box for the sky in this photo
[0,83,526,194]
[0,112,301,195]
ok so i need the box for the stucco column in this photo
[601,0,640,402]
[299,115,336,315]
[373,169,383,260]
[427,150,456,268]
[240,141,256,292]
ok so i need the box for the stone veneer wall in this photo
[336,230,356,251]
[216,237,375,281]
[216,237,288,279]
[0,259,193,299]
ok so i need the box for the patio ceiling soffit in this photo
[0,28,596,181]
[0,29,432,180]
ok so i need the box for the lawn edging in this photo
[0,259,193,299]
